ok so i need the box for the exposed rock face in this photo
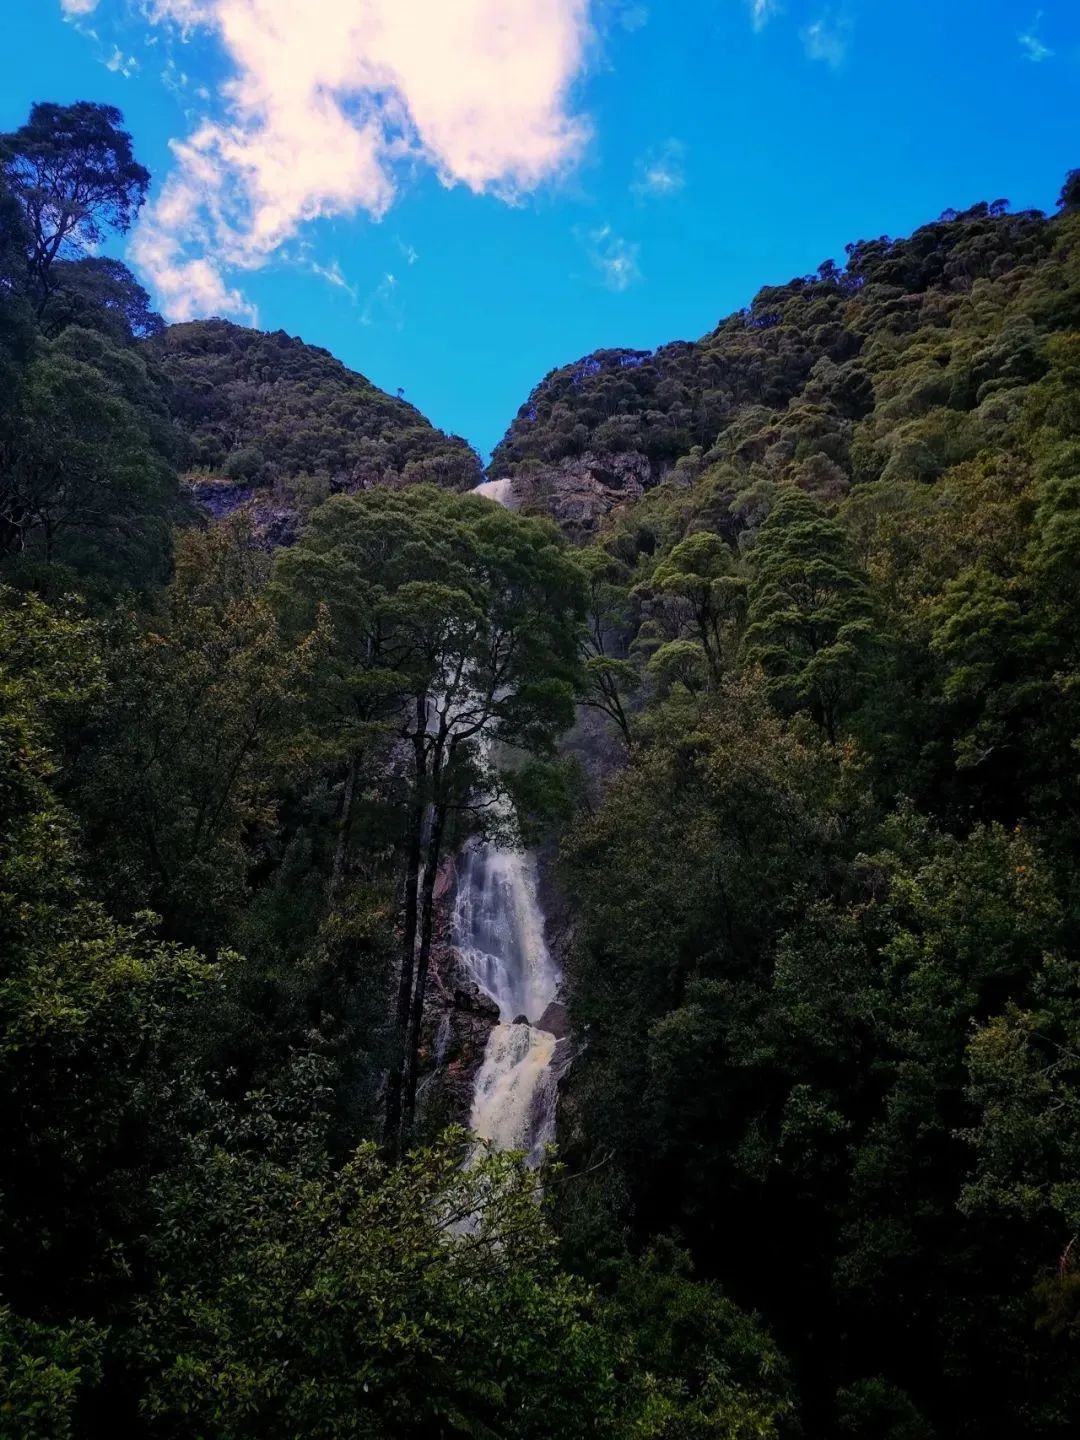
[414,862,499,1130]
[186,477,299,548]
[511,449,660,541]
[441,978,501,1120]
[416,942,500,1130]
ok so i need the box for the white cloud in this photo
[119,0,594,322]
[631,139,685,201]
[1019,14,1053,62]
[802,13,851,67]
[396,238,420,266]
[749,0,780,32]
[61,0,99,14]
[580,224,641,291]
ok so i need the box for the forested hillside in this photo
[492,189,1074,540]
[502,174,1080,1436]
[0,106,478,595]
[1,100,786,1439]
[154,319,482,493]
[4,94,1080,1440]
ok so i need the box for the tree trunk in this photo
[383,695,428,1156]
[327,749,360,906]
[402,788,448,1135]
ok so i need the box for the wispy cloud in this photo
[580,224,641,291]
[749,0,780,32]
[160,57,190,96]
[60,0,99,14]
[1018,13,1053,62]
[631,139,685,201]
[105,45,140,78]
[360,271,403,328]
[310,257,358,301]
[106,0,595,323]
[396,238,420,267]
[802,12,852,67]
[616,3,649,31]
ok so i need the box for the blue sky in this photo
[4,1,1079,461]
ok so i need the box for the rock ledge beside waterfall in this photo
[415,868,501,1129]
[503,449,666,541]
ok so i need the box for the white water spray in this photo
[470,1024,557,1166]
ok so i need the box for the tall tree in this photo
[74,519,320,944]
[743,488,876,743]
[0,102,149,300]
[274,487,584,1149]
[0,329,176,588]
[577,545,641,747]
[641,530,748,689]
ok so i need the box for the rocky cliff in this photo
[504,448,664,541]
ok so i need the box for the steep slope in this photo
[152,319,482,536]
[491,199,1066,536]
[514,183,1080,1438]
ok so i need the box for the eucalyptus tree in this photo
[641,529,748,690]
[273,486,585,1149]
[74,518,320,944]
[0,329,177,588]
[743,487,876,743]
[577,545,640,747]
[0,101,149,301]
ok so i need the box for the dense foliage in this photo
[540,185,1080,1436]
[4,90,1080,1438]
[491,199,1055,481]
[152,319,483,492]
[0,103,480,594]
[0,100,793,1439]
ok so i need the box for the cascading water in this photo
[455,474,564,1165]
[471,476,516,507]
[454,835,561,1163]
[454,843,558,1024]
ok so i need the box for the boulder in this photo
[536,1000,569,1040]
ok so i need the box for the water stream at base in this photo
[455,475,563,1165]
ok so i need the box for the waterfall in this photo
[453,835,561,1161]
[472,476,515,507]
[456,475,562,1165]
[454,843,558,1023]
[470,1024,557,1167]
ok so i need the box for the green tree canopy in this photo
[274,485,586,1143]
[743,488,876,741]
[0,102,149,297]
